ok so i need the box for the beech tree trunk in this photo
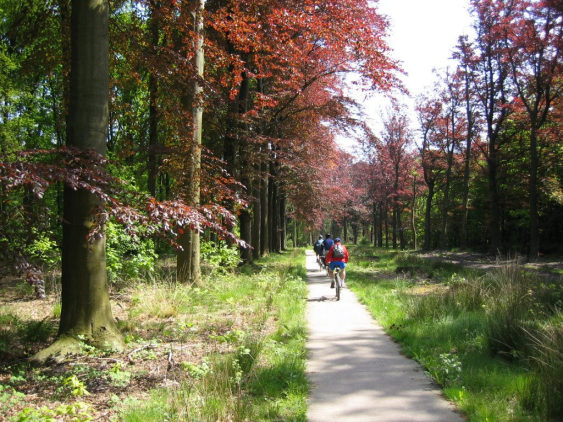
[237,73,252,262]
[529,128,539,259]
[424,181,435,250]
[378,202,383,247]
[372,202,378,247]
[147,0,160,197]
[251,171,261,259]
[411,177,417,250]
[34,0,123,362]
[439,127,455,250]
[487,151,501,254]
[280,193,286,250]
[177,0,204,284]
[260,160,269,256]
[392,206,398,249]
[384,203,389,248]
[460,67,473,250]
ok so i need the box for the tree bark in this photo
[147,1,160,197]
[279,193,286,250]
[411,176,417,250]
[177,0,204,284]
[378,202,383,247]
[372,202,378,247]
[251,170,261,259]
[260,160,269,256]
[237,73,252,262]
[487,149,501,254]
[34,0,123,362]
[460,65,473,250]
[424,181,435,250]
[439,122,455,250]
[529,128,539,258]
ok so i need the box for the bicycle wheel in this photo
[335,271,341,301]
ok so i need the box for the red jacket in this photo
[325,243,349,264]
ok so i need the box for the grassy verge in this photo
[119,248,309,422]
[348,246,562,421]
[0,249,308,421]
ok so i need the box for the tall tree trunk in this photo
[399,214,406,250]
[372,202,378,247]
[460,70,473,250]
[424,181,435,250]
[439,135,455,249]
[384,203,389,248]
[177,0,204,284]
[260,160,269,256]
[147,1,160,197]
[268,165,275,252]
[251,172,261,259]
[34,0,123,362]
[279,193,286,250]
[392,206,398,249]
[529,128,539,259]
[488,151,501,254]
[378,202,383,247]
[237,74,252,262]
[411,177,417,250]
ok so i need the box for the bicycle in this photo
[316,254,325,271]
[333,267,344,301]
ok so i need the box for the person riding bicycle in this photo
[325,237,349,288]
[321,233,334,265]
[313,235,324,258]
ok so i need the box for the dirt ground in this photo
[0,276,245,421]
[414,250,563,278]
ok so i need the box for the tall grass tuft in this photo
[522,316,563,419]
[484,264,536,359]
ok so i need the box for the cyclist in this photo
[321,233,334,266]
[313,235,324,259]
[325,237,349,288]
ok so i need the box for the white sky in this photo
[340,0,473,151]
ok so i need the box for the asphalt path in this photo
[305,250,465,422]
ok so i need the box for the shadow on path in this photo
[305,250,464,422]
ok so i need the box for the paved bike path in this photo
[306,250,464,421]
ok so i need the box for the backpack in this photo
[332,244,344,259]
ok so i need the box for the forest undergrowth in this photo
[348,245,562,421]
[0,247,308,421]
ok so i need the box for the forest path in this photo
[305,250,464,422]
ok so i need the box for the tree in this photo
[469,0,514,253]
[177,0,205,284]
[503,0,562,258]
[454,35,478,250]
[33,0,123,362]
[416,96,443,250]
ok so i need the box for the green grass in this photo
[120,249,308,421]
[347,246,562,421]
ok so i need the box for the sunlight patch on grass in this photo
[119,249,309,421]
[349,248,562,421]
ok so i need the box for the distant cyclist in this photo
[321,233,334,266]
[313,235,324,259]
[325,237,349,288]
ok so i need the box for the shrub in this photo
[106,221,157,283]
[200,240,240,274]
